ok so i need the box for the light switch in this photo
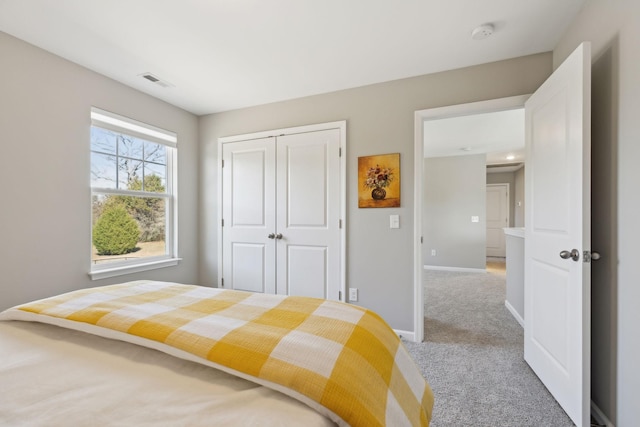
[471,216,479,223]
[390,215,400,229]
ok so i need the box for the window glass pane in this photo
[91,152,117,189]
[144,162,166,193]
[91,194,166,265]
[118,134,144,160]
[90,127,117,155]
[144,140,166,164]
[118,157,144,190]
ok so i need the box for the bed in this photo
[0,280,433,426]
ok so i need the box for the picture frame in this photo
[358,153,400,208]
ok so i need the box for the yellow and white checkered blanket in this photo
[0,281,433,426]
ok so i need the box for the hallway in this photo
[403,265,574,426]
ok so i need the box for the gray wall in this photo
[423,155,487,269]
[0,32,200,310]
[486,171,516,227]
[199,53,551,332]
[554,1,639,424]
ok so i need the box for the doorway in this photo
[412,94,529,342]
[414,43,592,427]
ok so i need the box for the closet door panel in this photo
[287,246,328,299]
[230,243,266,293]
[276,129,341,299]
[222,138,276,294]
[230,150,268,226]
[287,143,327,227]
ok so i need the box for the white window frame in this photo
[89,107,180,280]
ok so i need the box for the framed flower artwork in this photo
[358,153,400,208]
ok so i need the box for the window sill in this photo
[89,258,182,281]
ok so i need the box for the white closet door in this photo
[222,138,276,294]
[276,129,341,299]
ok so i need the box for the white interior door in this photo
[524,42,591,427]
[222,138,276,294]
[486,183,509,257]
[276,129,341,299]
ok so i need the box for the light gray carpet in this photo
[403,267,575,427]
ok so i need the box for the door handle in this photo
[584,251,601,262]
[275,233,283,240]
[559,249,580,262]
[268,233,276,239]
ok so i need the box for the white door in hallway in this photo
[486,184,509,257]
[524,42,591,427]
[221,123,345,301]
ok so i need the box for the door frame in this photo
[217,120,347,300]
[413,95,529,342]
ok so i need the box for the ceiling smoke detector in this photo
[471,24,494,41]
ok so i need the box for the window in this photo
[89,108,179,279]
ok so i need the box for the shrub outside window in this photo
[90,108,178,279]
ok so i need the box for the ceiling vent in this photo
[140,73,174,88]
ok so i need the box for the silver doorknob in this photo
[275,233,283,240]
[559,249,580,261]
[268,233,276,239]
[591,251,601,261]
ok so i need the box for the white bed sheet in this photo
[0,321,336,426]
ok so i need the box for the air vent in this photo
[139,73,174,88]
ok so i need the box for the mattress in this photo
[0,320,335,426]
[0,281,433,426]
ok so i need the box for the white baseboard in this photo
[505,300,524,328]
[423,265,486,273]
[591,400,615,427]
[394,329,417,342]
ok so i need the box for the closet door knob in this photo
[275,233,283,240]
[559,249,580,261]
[268,233,276,239]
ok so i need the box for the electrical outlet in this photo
[431,249,437,256]
[349,288,358,302]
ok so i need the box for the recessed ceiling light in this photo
[506,154,515,160]
[471,24,494,41]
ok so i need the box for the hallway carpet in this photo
[403,267,575,426]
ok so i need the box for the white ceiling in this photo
[0,0,585,115]
[424,108,525,165]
